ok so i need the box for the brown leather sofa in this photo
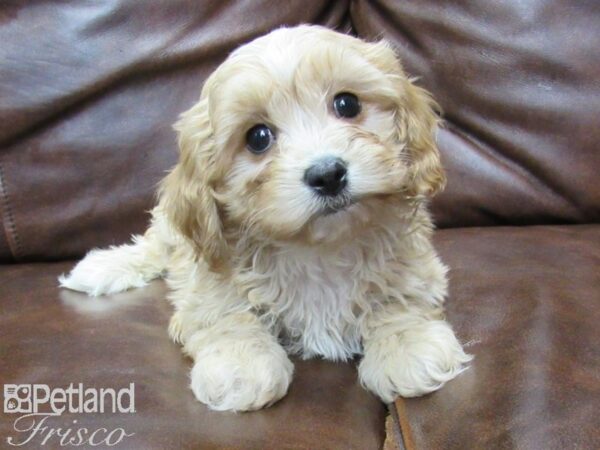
[1,1,598,448]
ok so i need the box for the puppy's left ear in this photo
[365,40,446,197]
[396,79,446,198]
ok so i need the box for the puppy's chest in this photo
[240,248,373,360]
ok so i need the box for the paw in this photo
[190,340,293,412]
[359,319,472,402]
[58,247,148,296]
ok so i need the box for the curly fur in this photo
[60,25,471,412]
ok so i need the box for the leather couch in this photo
[1,1,598,448]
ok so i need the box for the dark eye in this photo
[246,124,274,154]
[333,92,361,118]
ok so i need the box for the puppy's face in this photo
[162,26,444,269]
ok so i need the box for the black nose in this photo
[303,157,348,196]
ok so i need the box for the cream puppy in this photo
[60,25,471,412]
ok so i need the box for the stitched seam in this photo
[0,161,22,259]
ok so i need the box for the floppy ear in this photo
[396,79,446,198]
[159,90,229,272]
[362,40,445,198]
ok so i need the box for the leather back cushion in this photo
[1,0,598,261]
[352,0,600,228]
[0,0,350,261]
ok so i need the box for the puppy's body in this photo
[60,26,471,411]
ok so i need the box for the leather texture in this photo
[352,0,600,228]
[0,261,386,449]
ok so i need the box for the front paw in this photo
[359,319,472,403]
[190,340,294,412]
[58,247,148,296]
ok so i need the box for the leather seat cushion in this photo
[389,224,600,449]
[0,261,385,449]
[2,225,598,448]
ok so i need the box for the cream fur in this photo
[60,25,471,412]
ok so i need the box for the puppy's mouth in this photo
[318,193,356,216]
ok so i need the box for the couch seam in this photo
[386,403,406,450]
[0,160,22,259]
[393,399,416,450]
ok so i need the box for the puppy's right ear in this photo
[159,90,229,272]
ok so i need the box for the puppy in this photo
[60,25,471,412]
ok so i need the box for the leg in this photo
[359,304,471,402]
[59,209,173,296]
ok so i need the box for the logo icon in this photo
[3,385,32,414]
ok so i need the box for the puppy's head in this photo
[161,25,444,270]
